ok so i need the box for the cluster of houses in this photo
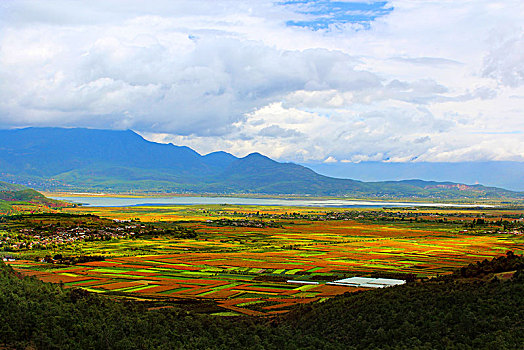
[1,224,143,251]
[482,230,522,235]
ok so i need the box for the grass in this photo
[6,204,523,315]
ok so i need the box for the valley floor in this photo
[4,204,523,316]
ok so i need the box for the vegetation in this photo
[206,218,284,228]
[5,205,523,316]
[0,130,522,348]
[0,181,25,192]
[1,202,522,347]
[0,254,522,349]
[2,128,523,199]
[456,251,524,278]
[0,213,195,252]
[285,260,524,349]
[0,182,73,216]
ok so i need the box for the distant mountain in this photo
[303,161,524,192]
[0,127,522,200]
[0,127,203,177]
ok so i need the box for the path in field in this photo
[9,219,522,315]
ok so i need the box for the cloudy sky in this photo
[1,0,523,163]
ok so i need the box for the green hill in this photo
[0,181,25,191]
[0,127,523,200]
[0,181,70,213]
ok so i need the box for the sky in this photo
[1,0,524,164]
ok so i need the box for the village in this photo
[0,213,198,253]
[0,221,142,251]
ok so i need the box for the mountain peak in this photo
[0,127,521,198]
[203,151,237,168]
[243,152,272,160]
[204,151,235,158]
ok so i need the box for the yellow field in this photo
[8,204,524,315]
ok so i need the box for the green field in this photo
[5,205,523,315]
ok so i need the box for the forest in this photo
[0,253,522,349]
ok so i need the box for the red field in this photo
[8,206,524,315]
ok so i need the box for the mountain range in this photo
[0,127,522,200]
[304,161,524,192]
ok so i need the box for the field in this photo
[6,204,524,316]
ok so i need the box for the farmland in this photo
[4,204,524,316]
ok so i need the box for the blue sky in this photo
[0,0,523,163]
[283,1,393,30]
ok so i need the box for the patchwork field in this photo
[7,204,524,315]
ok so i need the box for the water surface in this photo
[50,196,493,208]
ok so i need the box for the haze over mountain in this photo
[0,127,522,200]
[304,161,524,192]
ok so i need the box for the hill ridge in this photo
[0,127,522,199]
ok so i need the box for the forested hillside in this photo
[0,182,25,191]
[0,253,522,349]
[1,127,523,199]
[0,181,70,214]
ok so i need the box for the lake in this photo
[50,195,494,208]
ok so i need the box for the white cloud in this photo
[1,0,523,162]
[483,31,524,87]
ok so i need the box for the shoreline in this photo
[47,194,497,209]
[40,191,518,207]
